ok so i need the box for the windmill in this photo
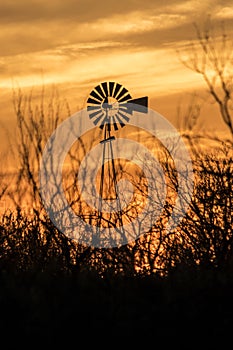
[86,81,148,237]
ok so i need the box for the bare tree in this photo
[6,85,71,212]
[178,18,233,139]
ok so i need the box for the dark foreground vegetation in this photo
[1,263,233,342]
[1,154,233,343]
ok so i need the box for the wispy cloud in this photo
[1,0,233,102]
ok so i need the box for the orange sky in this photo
[1,0,233,155]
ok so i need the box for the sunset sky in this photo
[1,0,233,152]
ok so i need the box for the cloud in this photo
[0,0,190,24]
[215,6,233,19]
[1,0,232,57]
[0,3,206,57]
[1,0,233,103]
[1,40,203,104]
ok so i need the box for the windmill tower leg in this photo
[96,123,125,241]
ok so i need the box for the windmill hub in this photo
[102,97,119,117]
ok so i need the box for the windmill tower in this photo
[86,81,148,239]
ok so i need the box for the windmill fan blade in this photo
[87,105,101,112]
[116,87,128,101]
[87,97,101,105]
[90,90,103,102]
[89,110,103,120]
[118,93,132,103]
[95,85,105,99]
[103,96,108,104]
[109,82,115,97]
[93,113,105,125]
[99,116,108,129]
[116,111,130,123]
[113,83,122,98]
[115,114,125,127]
[101,82,108,97]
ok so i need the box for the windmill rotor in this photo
[86,81,148,131]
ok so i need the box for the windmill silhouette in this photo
[86,81,148,238]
